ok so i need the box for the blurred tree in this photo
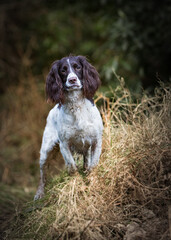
[0,0,170,93]
[114,0,171,90]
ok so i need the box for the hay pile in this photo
[4,83,171,240]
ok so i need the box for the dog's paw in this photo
[83,164,93,174]
[67,164,78,175]
[34,189,44,201]
[83,168,92,175]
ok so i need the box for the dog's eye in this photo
[61,67,67,73]
[74,64,81,70]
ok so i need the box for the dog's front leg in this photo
[34,162,47,200]
[59,142,77,174]
[83,147,91,172]
[34,120,58,200]
[90,139,102,169]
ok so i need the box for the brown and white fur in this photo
[34,55,103,200]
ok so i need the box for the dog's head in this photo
[46,55,101,104]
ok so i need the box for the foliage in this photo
[0,0,170,93]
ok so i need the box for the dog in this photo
[34,55,103,200]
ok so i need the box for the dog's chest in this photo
[58,103,97,146]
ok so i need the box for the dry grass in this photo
[3,80,171,239]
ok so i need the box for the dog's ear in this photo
[46,60,64,104]
[78,56,101,100]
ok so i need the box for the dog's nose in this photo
[68,77,77,84]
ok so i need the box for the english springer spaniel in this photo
[34,55,103,200]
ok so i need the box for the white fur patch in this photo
[66,59,82,89]
[39,90,103,169]
[67,59,73,73]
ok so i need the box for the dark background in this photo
[0,0,171,94]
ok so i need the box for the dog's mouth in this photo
[65,85,82,90]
